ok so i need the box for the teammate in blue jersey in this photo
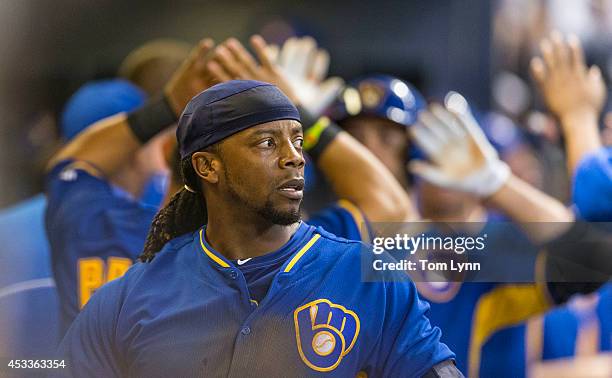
[55,79,460,377]
[328,66,611,377]
[535,285,612,360]
[0,78,148,362]
[528,29,612,366]
[44,79,168,335]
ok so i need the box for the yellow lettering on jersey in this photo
[107,257,132,281]
[77,257,104,309]
[77,257,133,308]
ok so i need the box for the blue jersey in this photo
[525,284,612,363]
[415,221,550,377]
[45,160,157,334]
[56,223,453,377]
[308,199,371,243]
[0,195,60,361]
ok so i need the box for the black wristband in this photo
[127,95,177,143]
[308,120,341,161]
[299,105,341,162]
[299,105,340,160]
[297,106,320,134]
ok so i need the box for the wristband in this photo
[127,95,177,143]
[304,116,341,161]
[297,106,319,134]
[470,160,511,197]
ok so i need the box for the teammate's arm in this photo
[314,131,416,221]
[530,31,606,176]
[408,102,612,300]
[47,39,215,177]
[408,102,574,242]
[208,35,416,222]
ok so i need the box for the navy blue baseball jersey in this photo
[45,160,158,334]
[56,222,453,377]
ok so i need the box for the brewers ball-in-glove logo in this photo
[293,299,360,372]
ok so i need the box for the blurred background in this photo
[1,0,488,206]
[1,0,612,206]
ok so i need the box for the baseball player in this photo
[44,78,172,335]
[46,34,422,341]
[326,69,611,377]
[527,31,612,365]
[54,79,461,377]
[525,148,612,366]
[0,38,190,360]
[0,77,151,363]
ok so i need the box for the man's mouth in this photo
[277,178,305,200]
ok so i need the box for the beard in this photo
[255,198,301,225]
[224,168,301,226]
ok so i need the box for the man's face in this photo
[340,115,409,186]
[416,179,478,220]
[215,119,305,225]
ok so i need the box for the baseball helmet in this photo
[327,74,426,126]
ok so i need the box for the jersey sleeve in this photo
[307,199,372,243]
[53,278,125,378]
[45,159,118,238]
[370,277,455,377]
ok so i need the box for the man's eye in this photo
[293,138,304,149]
[257,139,275,148]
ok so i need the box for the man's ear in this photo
[192,151,220,184]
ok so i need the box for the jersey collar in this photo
[196,222,321,273]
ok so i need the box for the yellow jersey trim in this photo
[468,283,552,377]
[284,234,321,273]
[199,229,230,268]
[337,199,370,243]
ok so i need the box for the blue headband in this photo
[177,80,300,159]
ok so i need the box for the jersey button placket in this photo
[240,326,251,336]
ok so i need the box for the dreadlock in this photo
[139,145,219,262]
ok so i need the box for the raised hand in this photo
[530,31,605,175]
[273,36,344,116]
[408,97,510,197]
[164,38,216,116]
[208,35,343,116]
[530,31,606,124]
[206,35,300,103]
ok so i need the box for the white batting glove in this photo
[408,95,511,197]
[267,36,344,117]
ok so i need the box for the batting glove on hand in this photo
[408,97,510,197]
[267,36,344,117]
